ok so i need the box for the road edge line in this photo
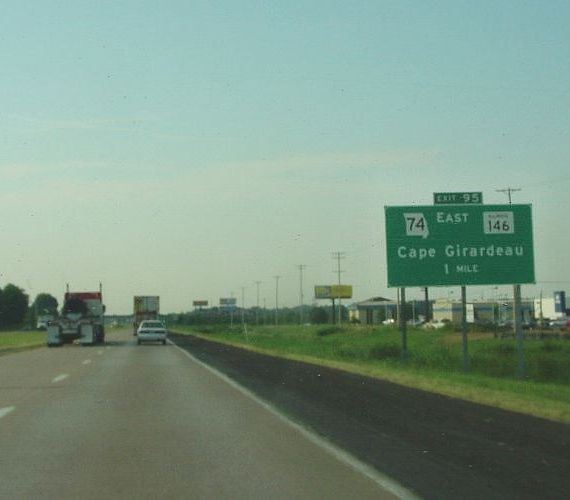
[0,406,16,420]
[169,339,419,500]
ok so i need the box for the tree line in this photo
[167,304,349,326]
[0,284,58,330]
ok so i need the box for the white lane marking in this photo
[82,359,92,365]
[169,339,418,500]
[97,350,104,355]
[52,374,69,383]
[0,406,15,420]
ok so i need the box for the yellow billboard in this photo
[331,285,353,299]
[314,285,352,299]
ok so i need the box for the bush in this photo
[369,343,401,360]
[542,341,561,353]
[316,326,343,337]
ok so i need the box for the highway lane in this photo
[0,329,408,499]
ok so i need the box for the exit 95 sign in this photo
[385,204,535,287]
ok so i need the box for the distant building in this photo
[351,297,395,325]
[534,291,568,321]
[350,297,431,325]
[433,298,534,325]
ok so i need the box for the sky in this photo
[1,0,570,314]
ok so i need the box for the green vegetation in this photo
[173,324,570,424]
[0,284,29,329]
[0,331,46,355]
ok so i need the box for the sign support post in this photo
[461,286,470,372]
[513,284,525,378]
[399,287,408,362]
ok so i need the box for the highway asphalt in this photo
[171,332,570,500]
[0,329,407,499]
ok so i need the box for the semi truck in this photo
[47,285,106,347]
[133,296,160,335]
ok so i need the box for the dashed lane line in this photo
[52,374,69,383]
[82,359,92,365]
[0,406,16,420]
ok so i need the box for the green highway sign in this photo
[433,192,483,205]
[385,204,534,287]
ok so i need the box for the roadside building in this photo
[351,297,396,325]
[534,291,567,322]
[433,298,534,326]
[432,299,469,324]
[351,297,431,325]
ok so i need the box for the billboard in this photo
[219,297,237,306]
[314,285,353,299]
[314,286,332,299]
[193,300,208,307]
[385,204,535,287]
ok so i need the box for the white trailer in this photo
[133,296,160,335]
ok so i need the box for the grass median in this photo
[0,330,46,355]
[172,323,570,424]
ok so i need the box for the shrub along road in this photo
[171,332,570,500]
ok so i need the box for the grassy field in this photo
[0,330,46,355]
[173,324,570,424]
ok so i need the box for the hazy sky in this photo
[2,1,569,313]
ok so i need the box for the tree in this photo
[310,306,329,324]
[0,284,29,329]
[27,293,59,329]
[33,293,58,315]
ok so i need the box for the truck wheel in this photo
[162,339,166,345]
[137,339,141,345]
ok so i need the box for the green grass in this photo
[172,324,570,424]
[0,330,46,354]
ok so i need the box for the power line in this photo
[297,264,307,325]
[495,187,521,204]
[274,275,281,325]
[254,281,262,325]
[331,252,346,325]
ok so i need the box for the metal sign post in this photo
[399,288,408,362]
[461,286,470,372]
[513,284,525,378]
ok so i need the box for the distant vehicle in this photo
[137,320,168,345]
[47,285,105,346]
[423,319,447,330]
[407,319,424,327]
[548,318,570,329]
[133,296,160,335]
[36,314,54,330]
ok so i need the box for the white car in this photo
[422,319,448,330]
[137,320,168,345]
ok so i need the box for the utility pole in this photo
[332,252,345,325]
[495,187,521,205]
[274,275,281,326]
[255,281,262,325]
[297,265,307,325]
[241,286,246,327]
